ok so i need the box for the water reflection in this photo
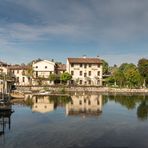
[66,94,102,117]
[22,93,148,120]
[108,94,148,120]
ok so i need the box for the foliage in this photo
[138,58,148,87]
[60,72,72,83]
[101,59,109,74]
[49,73,60,82]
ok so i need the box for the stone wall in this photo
[15,85,148,93]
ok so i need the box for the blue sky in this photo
[0,0,148,66]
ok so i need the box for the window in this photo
[80,80,82,84]
[89,80,91,85]
[79,100,82,105]
[84,99,86,103]
[84,73,87,77]
[88,100,91,105]
[80,64,82,67]
[89,64,91,67]
[97,100,100,105]
[45,66,47,69]
[17,77,19,83]
[22,77,25,82]
[36,66,38,68]
[71,64,74,67]
[80,71,82,76]
[17,70,19,74]
[98,64,100,68]
[89,71,91,76]
[84,64,87,68]
[71,71,74,75]
[98,71,100,76]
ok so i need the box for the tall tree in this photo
[60,72,72,84]
[138,58,148,87]
[101,59,109,74]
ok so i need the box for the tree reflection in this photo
[137,100,148,120]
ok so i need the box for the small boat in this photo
[10,91,24,99]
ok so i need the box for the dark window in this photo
[17,70,19,74]
[98,71,100,76]
[89,64,91,67]
[71,64,74,67]
[22,77,25,82]
[36,66,38,68]
[89,80,91,85]
[79,100,82,105]
[71,71,74,75]
[84,99,86,103]
[17,77,19,83]
[80,80,82,84]
[45,66,47,69]
[88,100,91,105]
[80,71,82,76]
[80,64,82,67]
[89,71,91,76]
[98,64,100,68]
[97,100,100,105]
[84,64,87,68]
[84,73,87,77]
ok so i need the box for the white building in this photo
[66,57,103,86]
[66,94,102,117]
[33,60,55,78]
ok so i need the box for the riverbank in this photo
[15,86,148,94]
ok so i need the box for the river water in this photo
[0,93,148,148]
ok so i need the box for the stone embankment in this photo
[15,86,148,94]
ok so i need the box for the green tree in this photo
[124,66,142,88]
[138,58,148,87]
[101,59,109,74]
[49,73,60,83]
[114,69,125,87]
[60,72,72,84]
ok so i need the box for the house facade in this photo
[66,57,103,86]
[8,65,31,86]
[32,60,55,78]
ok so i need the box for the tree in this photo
[124,66,142,88]
[49,74,60,84]
[60,72,72,84]
[114,69,125,87]
[101,59,109,74]
[138,58,148,87]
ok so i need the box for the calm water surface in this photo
[0,93,148,148]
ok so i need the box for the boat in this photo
[10,91,24,99]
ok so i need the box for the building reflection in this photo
[32,96,55,113]
[66,94,102,117]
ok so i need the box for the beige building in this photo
[32,96,54,113]
[66,94,102,117]
[8,65,31,86]
[66,57,103,86]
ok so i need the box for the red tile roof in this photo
[8,65,30,70]
[67,58,102,64]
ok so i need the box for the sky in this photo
[0,0,148,66]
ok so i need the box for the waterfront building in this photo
[66,57,103,86]
[8,65,31,86]
[66,94,102,117]
[32,60,55,78]
[55,63,66,75]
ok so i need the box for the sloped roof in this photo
[67,58,102,64]
[8,65,30,70]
